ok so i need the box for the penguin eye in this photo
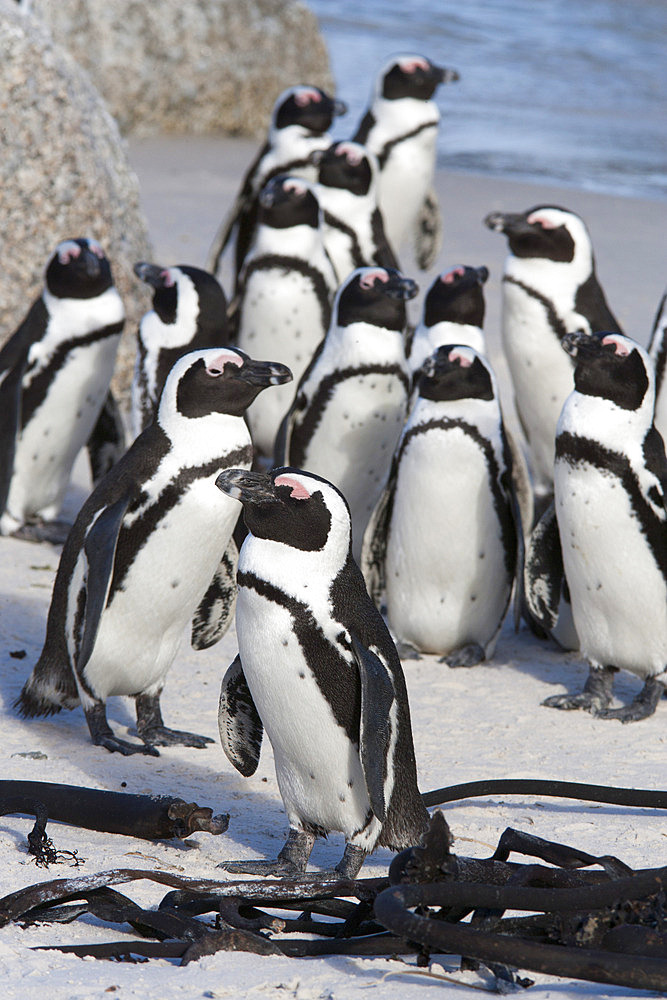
[527,212,556,230]
[359,269,389,290]
[206,351,244,377]
[442,267,465,284]
[601,335,630,357]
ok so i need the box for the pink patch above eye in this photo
[57,240,82,264]
[527,213,556,229]
[337,142,363,165]
[399,56,428,74]
[160,269,175,288]
[442,266,465,284]
[602,335,630,356]
[360,269,389,289]
[88,240,105,259]
[274,474,311,500]
[207,351,243,375]
[449,348,473,367]
[295,88,322,107]
[284,179,307,196]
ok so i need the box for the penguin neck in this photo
[158,408,251,467]
[266,126,331,174]
[41,285,125,341]
[325,320,407,368]
[372,94,440,138]
[250,220,324,260]
[239,529,350,609]
[504,240,593,297]
[409,391,501,437]
[557,389,654,455]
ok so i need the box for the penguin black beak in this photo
[484,211,531,236]
[385,274,419,301]
[238,358,293,387]
[82,247,103,278]
[216,469,275,505]
[561,329,595,358]
[476,265,490,285]
[333,98,348,117]
[134,261,169,289]
[434,64,460,84]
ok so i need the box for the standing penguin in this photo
[275,266,417,561]
[648,287,667,441]
[207,85,347,289]
[235,175,338,457]
[528,331,667,722]
[408,265,489,375]
[215,466,429,876]
[0,238,125,542]
[354,54,459,270]
[316,140,399,284]
[484,205,623,503]
[15,348,292,755]
[362,345,522,666]
[131,263,229,437]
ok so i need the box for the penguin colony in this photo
[2,50,665,880]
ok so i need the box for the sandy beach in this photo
[0,134,665,999]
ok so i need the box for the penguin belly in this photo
[555,459,667,678]
[299,375,406,558]
[6,336,119,525]
[501,282,573,489]
[75,485,239,701]
[236,586,381,846]
[385,429,511,655]
[378,126,437,252]
[239,267,327,454]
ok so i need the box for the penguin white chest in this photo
[8,336,119,523]
[79,484,239,699]
[235,586,376,841]
[555,459,667,677]
[385,429,511,653]
[378,126,437,250]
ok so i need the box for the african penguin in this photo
[484,205,623,503]
[362,345,523,666]
[207,85,347,290]
[529,330,667,722]
[316,140,399,284]
[354,54,459,270]
[131,262,229,438]
[275,266,417,561]
[408,265,489,375]
[0,238,125,543]
[215,466,429,877]
[648,287,667,442]
[15,348,292,755]
[234,175,338,458]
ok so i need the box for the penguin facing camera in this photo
[0,238,126,543]
[216,466,429,877]
[527,330,667,722]
[234,175,338,457]
[484,204,622,505]
[408,264,489,375]
[207,85,347,290]
[354,54,459,270]
[131,262,230,437]
[275,266,417,562]
[15,348,292,755]
[362,345,524,666]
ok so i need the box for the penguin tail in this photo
[14,649,79,718]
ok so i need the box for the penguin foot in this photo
[593,677,663,723]
[441,643,485,668]
[136,725,215,748]
[218,827,315,877]
[11,519,72,545]
[543,664,615,713]
[86,703,160,756]
[396,641,422,661]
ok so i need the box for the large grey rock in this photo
[27,0,334,137]
[1,2,152,400]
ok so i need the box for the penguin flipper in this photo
[360,459,397,606]
[86,391,127,485]
[0,363,26,518]
[503,428,531,631]
[218,654,263,777]
[350,634,395,824]
[191,535,239,650]
[523,501,564,634]
[78,492,133,672]
[414,188,443,271]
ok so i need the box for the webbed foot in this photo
[218,827,315,876]
[86,702,160,756]
[396,641,422,661]
[594,676,663,723]
[441,643,485,668]
[543,664,615,713]
[12,519,72,545]
[135,691,213,748]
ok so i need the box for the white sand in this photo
[0,135,665,999]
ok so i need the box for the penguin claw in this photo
[11,519,72,545]
[216,858,305,877]
[441,643,485,668]
[135,726,215,748]
[542,692,605,713]
[95,734,160,757]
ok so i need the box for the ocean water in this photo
[306,0,667,201]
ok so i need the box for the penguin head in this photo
[317,141,376,197]
[216,466,351,557]
[378,54,459,101]
[45,238,113,299]
[417,345,496,403]
[273,86,347,135]
[257,176,321,230]
[335,267,418,332]
[484,205,592,264]
[134,262,228,335]
[423,265,489,328]
[562,331,653,412]
[160,348,292,423]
